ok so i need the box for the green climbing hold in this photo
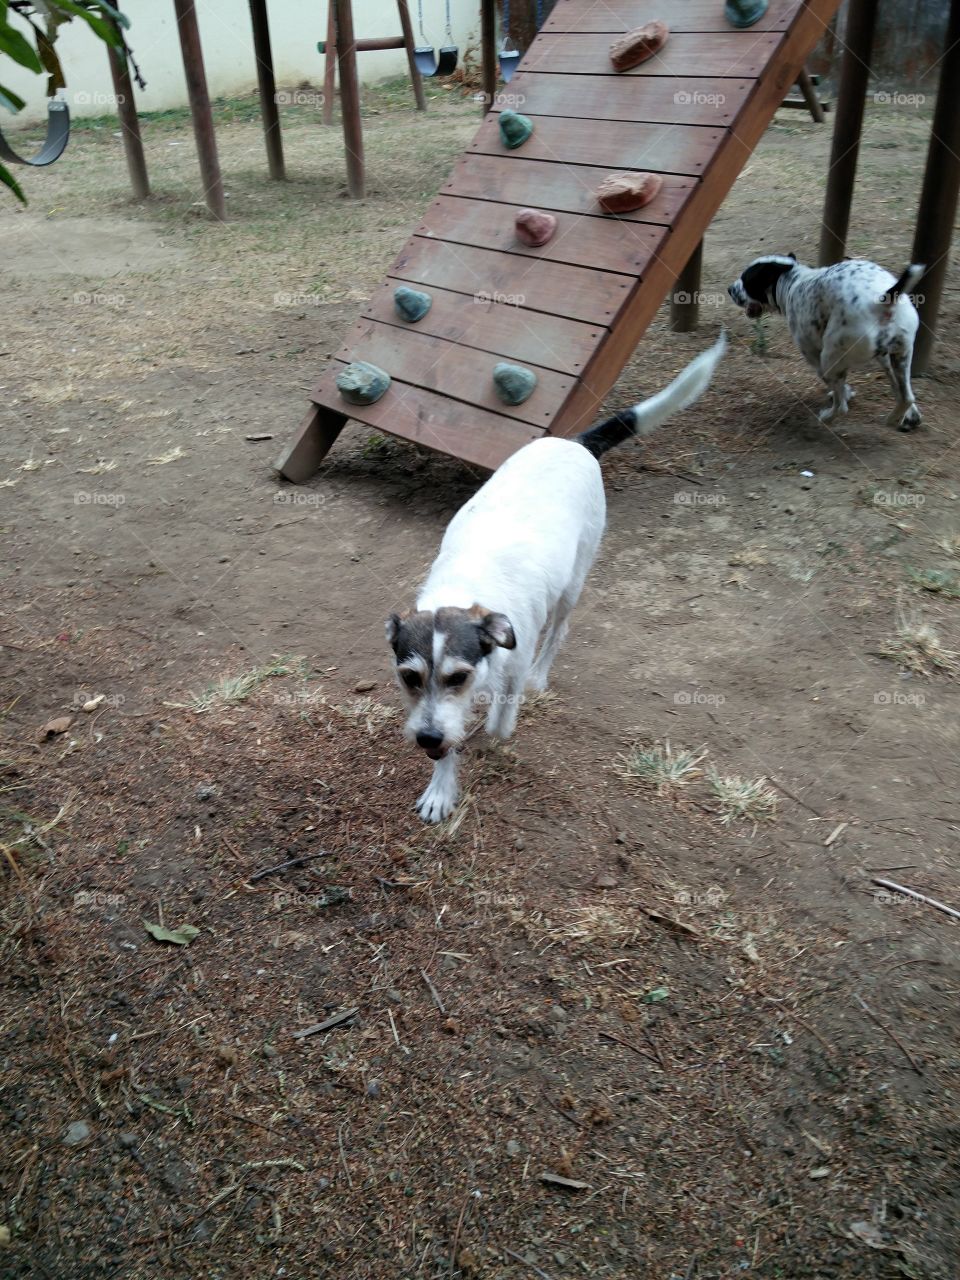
[394,285,432,323]
[493,362,537,406]
[337,361,391,406]
[499,109,534,150]
[724,0,768,28]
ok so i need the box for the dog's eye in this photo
[446,671,470,689]
[400,670,422,690]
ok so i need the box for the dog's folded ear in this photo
[386,612,404,649]
[474,608,516,650]
[788,251,797,261]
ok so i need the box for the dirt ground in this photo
[2,81,959,1280]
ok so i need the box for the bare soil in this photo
[1,85,959,1280]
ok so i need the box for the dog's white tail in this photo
[577,332,726,459]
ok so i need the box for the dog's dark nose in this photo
[416,730,444,751]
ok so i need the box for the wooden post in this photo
[481,0,497,112]
[106,11,149,200]
[397,0,427,111]
[172,0,227,221]
[322,2,336,125]
[795,68,825,123]
[333,0,365,199]
[818,0,878,265]
[274,405,348,483]
[910,0,960,374]
[670,240,703,332]
[248,0,285,180]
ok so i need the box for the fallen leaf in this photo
[849,1220,886,1249]
[808,1166,831,1180]
[539,1172,590,1191]
[593,871,618,889]
[39,716,72,739]
[642,985,670,1004]
[143,920,200,946]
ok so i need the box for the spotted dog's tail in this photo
[576,332,726,459]
[880,263,926,307]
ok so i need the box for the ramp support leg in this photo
[670,240,703,333]
[910,0,960,374]
[275,405,348,484]
[818,0,878,265]
[795,69,825,123]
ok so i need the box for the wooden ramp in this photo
[277,0,840,481]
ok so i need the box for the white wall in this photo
[4,1,482,125]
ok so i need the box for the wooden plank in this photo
[543,0,800,32]
[523,32,780,77]
[444,154,700,224]
[489,75,750,126]
[416,195,666,276]
[362,281,602,374]
[471,114,724,173]
[331,319,575,428]
[551,0,842,433]
[313,364,543,471]
[389,238,632,327]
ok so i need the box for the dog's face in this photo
[728,254,797,318]
[386,605,516,758]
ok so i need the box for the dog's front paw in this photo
[896,405,922,432]
[818,404,837,424]
[416,779,459,824]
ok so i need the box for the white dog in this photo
[728,255,925,429]
[387,333,727,822]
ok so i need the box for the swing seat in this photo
[0,99,70,168]
[499,49,521,81]
[414,43,458,76]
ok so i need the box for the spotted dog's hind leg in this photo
[881,349,922,430]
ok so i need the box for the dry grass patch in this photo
[615,740,707,795]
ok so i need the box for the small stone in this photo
[119,1132,138,1148]
[195,784,217,800]
[366,1079,382,1099]
[596,171,663,214]
[549,1005,568,1022]
[0,1225,10,1247]
[609,20,670,71]
[262,1043,279,1058]
[336,361,391,406]
[393,286,432,323]
[499,109,534,149]
[506,1139,521,1156]
[215,1044,238,1066]
[593,871,618,889]
[515,208,557,247]
[63,1120,91,1146]
[493,362,537,406]
[353,680,377,693]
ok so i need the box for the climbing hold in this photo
[596,171,663,214]
[499,109,534,150]
[515,208,557,247]
[609,20,669,72]
[337,361,391,405]
[493,362,537,406]
[394,285,432,323]
[724,0,768,29]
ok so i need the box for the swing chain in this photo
[445,0,454,44]
[418,0,454,46]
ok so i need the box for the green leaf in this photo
[0,161,26,203]
[0,21,44,73]
[46,0,124,48]
[0,81,26,113]
[641,985,670,1004]
[143,920,200,946]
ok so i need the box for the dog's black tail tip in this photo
[576,409,637,458]
[882,263,926,305]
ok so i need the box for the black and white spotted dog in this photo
[728,255,926,430]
